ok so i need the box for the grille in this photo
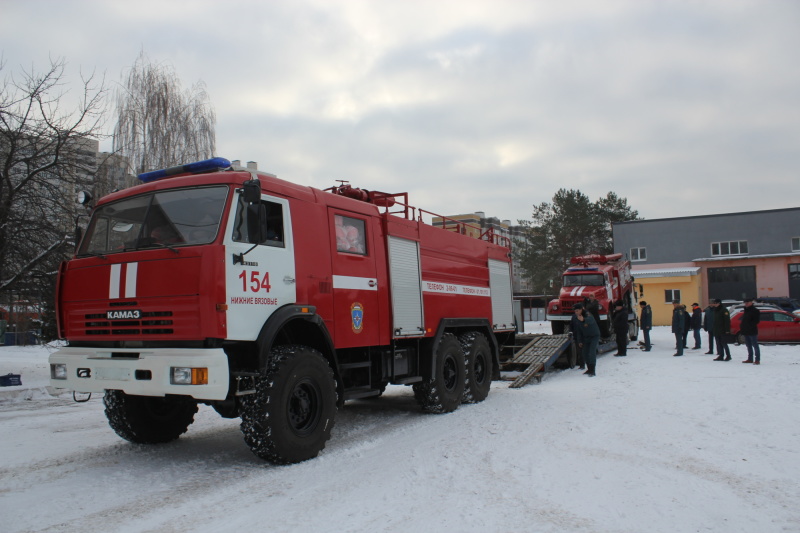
[84,310,174,336]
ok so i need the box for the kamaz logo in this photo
[106,310,142,320]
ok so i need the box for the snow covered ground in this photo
[1,324,799,533]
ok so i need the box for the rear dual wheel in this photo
[459,332,492,404]
[413,333,465,413]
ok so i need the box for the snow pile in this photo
[1,325,799,533]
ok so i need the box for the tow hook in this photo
[73,391,92,403]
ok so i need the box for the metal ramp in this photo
[501,334,573,388]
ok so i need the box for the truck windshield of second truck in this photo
[563,274,604,287]
[77,186,229,256]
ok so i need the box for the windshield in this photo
[78,186,229,256]
[563,273,605,287]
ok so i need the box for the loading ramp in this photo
[500,333,617,388]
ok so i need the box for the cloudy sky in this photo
[2,0,798,224]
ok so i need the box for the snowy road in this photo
[2,326,800,533]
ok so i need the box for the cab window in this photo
[335,215,367,255]
[232,194,285,247]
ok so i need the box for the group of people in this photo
[664,298,761,365]
[661,297,761,363]
[569,295,631,377]
[569,295,762,377]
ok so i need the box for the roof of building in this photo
[632,267,700,278]
[692,252,800,262]
[613,206,800,226]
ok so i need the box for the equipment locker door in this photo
[387,236,424,337]
[329,209,381,348]
[489,259,515,331]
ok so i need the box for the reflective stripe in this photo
[109,264,121,299]
[125,262,138,298]
[332,275,378,291]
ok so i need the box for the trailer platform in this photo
[501,334,574,388]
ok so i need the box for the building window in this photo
[630,247,646,261]
[711,240,748,256]
[664,289,681,303]
[792,237,800,252]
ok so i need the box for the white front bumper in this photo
[49,347,230,400]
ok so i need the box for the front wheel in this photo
[240,345,337,464]
[413,333,465,414]
[551,321,565,335]
[104,390,198,444]
[736,332,746,345]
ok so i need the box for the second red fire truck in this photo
[49,158,516,464]
[546,253,639,339]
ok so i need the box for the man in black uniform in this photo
[672,299,686,356]
[712,298,732,361]
[612,300,629,356]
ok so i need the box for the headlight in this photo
[50,364,68,380]
[170,367,208,385]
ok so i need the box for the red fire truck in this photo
[546,253,638,339]
[49,158,516,464]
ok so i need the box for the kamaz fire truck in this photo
[49,157,516,464]
[546,253,639,339]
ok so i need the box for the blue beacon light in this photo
[137,157,232,183]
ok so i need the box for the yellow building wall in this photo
[637,275,703,326]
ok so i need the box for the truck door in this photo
[329,210,381,348]
[224,191,296,341]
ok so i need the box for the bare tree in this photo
[0,57,107,294]
[113,51,216,179]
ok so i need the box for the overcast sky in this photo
[2,0,798,224]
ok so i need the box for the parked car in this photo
[755,297,800,313]
[730,308,800,344]
[729,303,782,317]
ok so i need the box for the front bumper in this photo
[49,347,230,400]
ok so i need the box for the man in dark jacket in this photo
[640,300,652,351]
[712,299,732,361]
[690,303,703,350]
[570,303,586,369]
[612,300,628,356]
[584,295,603,336]
[739,298,761,364]
[576,307,601,376]
[671,300,686,356]
[682,305,691,348]
[703,304,716,355]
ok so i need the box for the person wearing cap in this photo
[702,302,717,355]
[739,298,761,364]
[671,299,686,356]
[681,304,691,349]
[690,303,703,350]
[639,300,652,351]
[712,299,732,361]
[576,305,600,376]
[570,303,586,369]
[612,300,629,356]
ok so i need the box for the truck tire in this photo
[103,390,198,444]
[551,321,565,335]
[459,332,492,404]
[240,345,337,464]
[628,320,639,341]
[413,333,465,414]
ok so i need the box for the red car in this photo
[731,308,800,344]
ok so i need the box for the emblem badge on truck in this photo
[351,302,364,334]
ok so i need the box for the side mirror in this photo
[246,203,267,244]
[242,179,261,203]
